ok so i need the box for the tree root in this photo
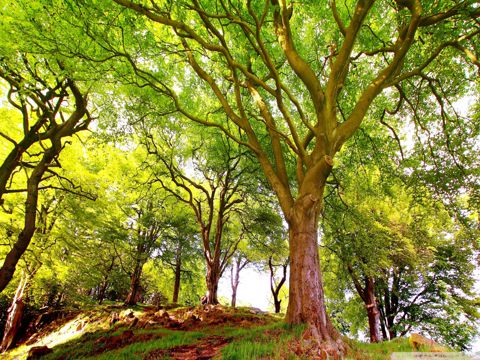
[298,323,349,359]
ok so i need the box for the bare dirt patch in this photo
[144,305,273,331]
[143,335,231,360]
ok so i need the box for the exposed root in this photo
[293,323,348,359]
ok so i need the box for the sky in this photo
[217,266,279,311]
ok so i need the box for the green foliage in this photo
[1,0,479,354]
[323,144,479,349]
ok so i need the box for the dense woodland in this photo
[0,0,479,358]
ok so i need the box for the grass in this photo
[83,330,204,360]
[3,304,454,360]
[222,341,276,360]
[41,327,204,360]
[345,337,445,360]
[218,322,306,360]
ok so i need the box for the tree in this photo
[122,198,165,305]
[79,147,170,306]
[229,251,250,309]
[0,189,64,351]
[164,220,199,305]
[323,161,479,348]
[142,128,254,304]
[375,239,479,350]
[9,0,480,354]
[247,204,289,313]
[267,255,289,314]
[38,140,136,305]
[153,205,200,304]
[0,53,92,292]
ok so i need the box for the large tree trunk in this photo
[125,264,143,305]
[0,274,29,352]
[172,247,182,304]
[286,195,345,357]
[205,263,219,305]
[365,277,381,343]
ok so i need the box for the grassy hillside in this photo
[4,304,450,359]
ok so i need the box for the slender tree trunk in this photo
[0,147,55,293]
[98,257,116,304]
[376,285,389,340]
[388,322,397,339]
[0,274,29,352]
[0,77,88,293]
[0,146,28,203]
[230,255,249,308]
[273,295,281,313]
[365,277,381,343]
[97,282,108,305]
[0,126,44,204]
[383,284,397,339]
[286,195,345,356]
[230,262,240,308]
[125,264,143,305]
[388,270,400,339]
[268,256,287,314]
[172,244,182,304]
[380,318,388,340]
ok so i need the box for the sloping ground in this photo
[3,304,279,359]
[3,304,453,359]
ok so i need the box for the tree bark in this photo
[268,256,287,314]
[172,244,182,304]
[0,274,29,352]
[98,257,115,305]
[125,264,142,305]
[0,138,36,203]
[348,266,382,343]
[286,194,345,357]
[97,282,108,305]
[230,261,240,308]
[0,147,56,293]
[0,77,89,293]
[230,254,249,308]
[205,263,219,305]
[365,277,381,343]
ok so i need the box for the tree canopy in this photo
[0,0,479,356]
